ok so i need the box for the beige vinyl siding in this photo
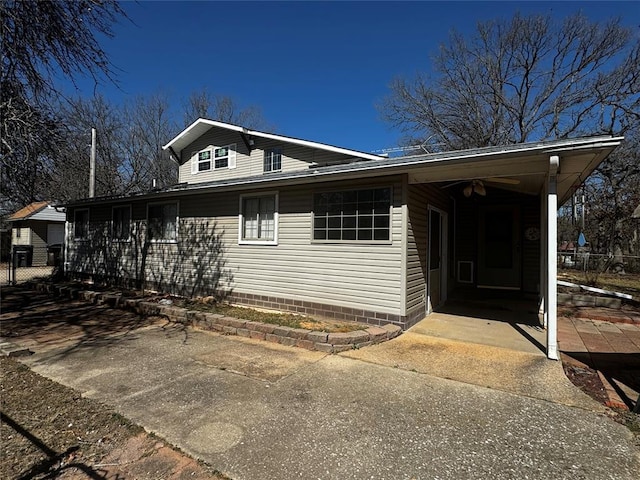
[12,226,30,245]
[11,221,49,265]
[227,179,404,313]
[178,128,370,184]
[405,183,450,316]
[67,176,405,316]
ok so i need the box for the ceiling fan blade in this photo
[485,177,520,185]
[442,180,465,188]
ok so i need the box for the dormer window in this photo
[198,150,212,172]
[191,144,236,174]
[214,146,230,169]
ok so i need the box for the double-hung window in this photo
[239,193,278,245]
[264,148,282,172]
[197,150,212,172]
[214,146,230,169]
[148,202,178,242]
[74,209,89,240]
[192,144,236,173]
[313,187,391,242]
[112,205,131,241]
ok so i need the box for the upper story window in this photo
[264,148,282,172]
[214,146,230,169]
[239,193,278,245]
[197,150,212,172]
[192,144,236,174]
[313,187,391,242]
[112,205,131,241]
[74,208,89,240]
[148,202,178,242]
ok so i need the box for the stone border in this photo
[558,293,622,309]
[32,283,402,353]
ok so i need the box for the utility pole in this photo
[89,128,96,198]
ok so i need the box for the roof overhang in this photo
[162,118,386,162]
[67,135,622,208]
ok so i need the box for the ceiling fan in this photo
[443,177,521,197]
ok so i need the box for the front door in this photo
[428,207,447,312]
[478,205,521,289]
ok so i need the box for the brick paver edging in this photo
[32,283,402,353]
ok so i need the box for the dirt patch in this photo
[562,362,609,405]
[0,357,228,480]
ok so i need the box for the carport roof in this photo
[65,135,622,207]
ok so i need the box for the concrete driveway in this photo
[18,320,640,480]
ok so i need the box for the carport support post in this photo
[546,155,560,360]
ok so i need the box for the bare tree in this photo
[380,12,640,267]
[380,13,640,151]
[0,0,126,207]
[122,93,179,191]
[583,130,640,270]
[183,88,275,131]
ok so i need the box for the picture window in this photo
[313,187,391,242]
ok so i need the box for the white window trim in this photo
[264,147,283,173]
[238,191,279,246]
[74,208,90,241]
[147,201,179,244]
[191,144,237,174]
[196,149,213,172]
[111,204,132,242]
[310,186,393,245]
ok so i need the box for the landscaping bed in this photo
[31,282,402,353]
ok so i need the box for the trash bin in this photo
[47,244,62,266]
[13,245,33,267]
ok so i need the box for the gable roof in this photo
[163,118,386,162]
[8,201,65,222]
[8,201,49,220]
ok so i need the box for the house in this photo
[8,201,66,266]
[63,118,622,359]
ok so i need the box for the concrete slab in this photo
[19,324,639,480]
[410,313,546,355]
[341,331,601,411]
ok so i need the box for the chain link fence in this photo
[558,252,640,275]
[2,245,62,285]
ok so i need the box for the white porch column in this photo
[540,188,547,326]
[546,155,560,360]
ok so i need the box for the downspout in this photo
[547,155,560,360]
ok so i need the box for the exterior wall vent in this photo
[457,261,474,284]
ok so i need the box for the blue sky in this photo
[63,1,638,153]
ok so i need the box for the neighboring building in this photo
[8,201,66,266]
[64,118,622,359]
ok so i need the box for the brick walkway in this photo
[558,309,640,411]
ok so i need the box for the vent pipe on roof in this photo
[89,128,96,198]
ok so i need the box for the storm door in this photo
[427,207,447,313]
[478,205,521,289]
